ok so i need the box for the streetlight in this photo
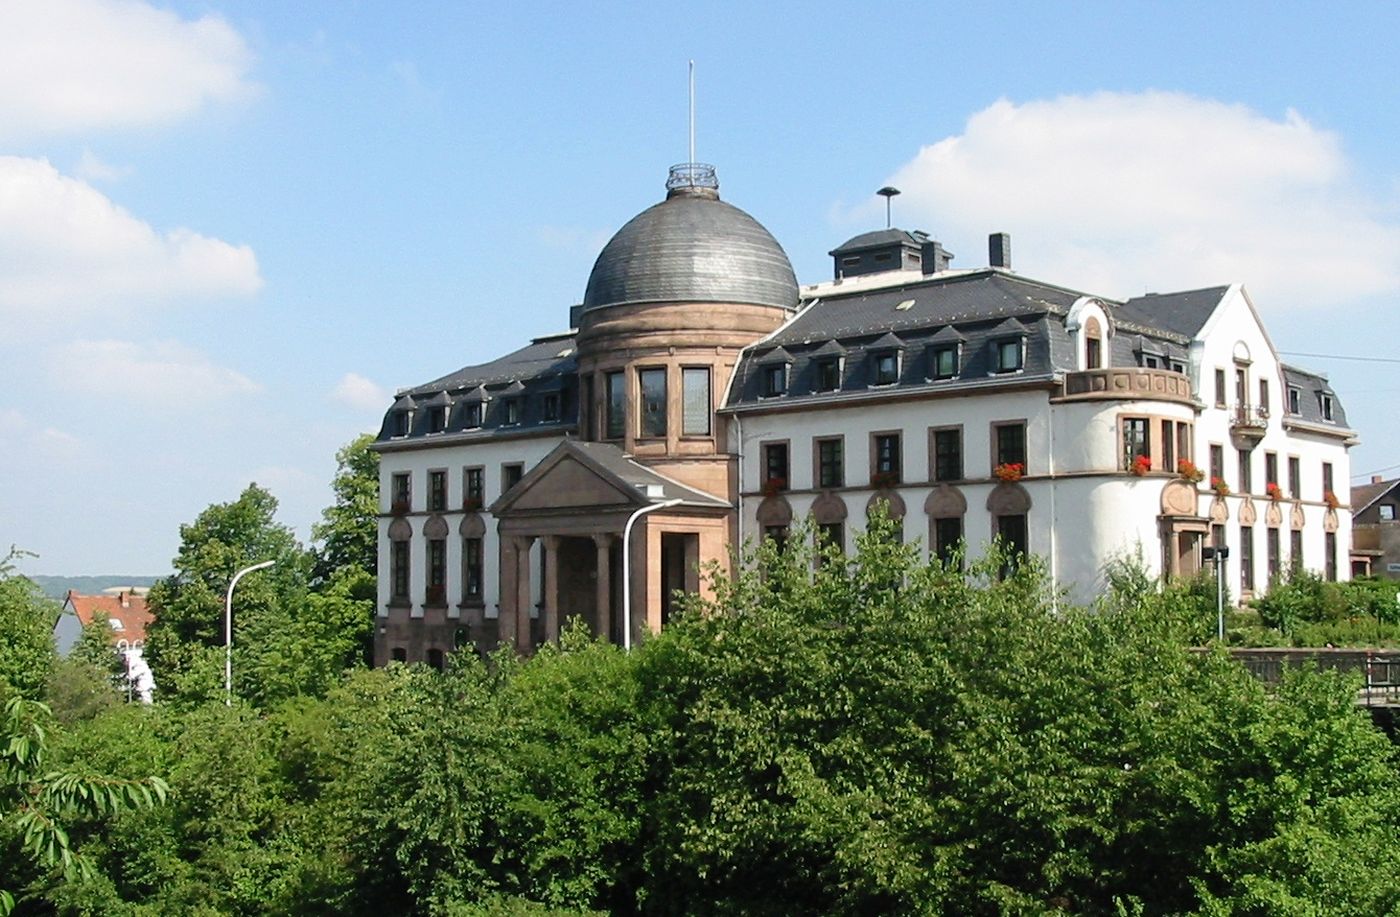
[621,497,682,651]
[225,559,276,706]
[1202,546,1230,642]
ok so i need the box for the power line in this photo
[1278,350,1400,365]
[1353,461,1400,481]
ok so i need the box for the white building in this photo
[370,164,1357,665]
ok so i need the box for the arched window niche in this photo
[1067,297,1113,371]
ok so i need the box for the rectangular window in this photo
[428,469,447,512]
[1122,417,1150,470]
[393,410,412,437]
[638,367,667,437]
[932,427,963,482]
[762,442,789,490]
[1259,378,1270,415]
[391,540,409,600]
[1288,456,1301,498]
[996,339,1023,373]
[392,472,411,510]
[1085,336,1102,370]
[1209,444,1224,486]
[1214,369,1226,408]
[764,525,789,553]
[1161,419,1175,472]
[1290,529,1303,573]
[464,402,482,428]
[605,371,625,439]
[1267,527,1281,582]
[994,422,1027,472]
[815,357,842,392]
[816,522,844,562]
[873,351,899,385]
[1325,531,1337,581]
[681,367,711,436]
[463,537,483,600]
[427,538,447,603]
[873,432,902,483]
[934,516,963,565]
[464,467,484,509]
[997,514,1029,573]
[1177,424,1191,468]
[1322,462,1334,498]
[542,393,560,423]
[1264,452,1278,491]
[1240,526,1254,592]
[1381,504,1397,522]
[816,437,844,489]
[931,345,959,380]
[1238,449,1252,493]
[1235,368,1247,406]
[503,399,520,425]
[1211,524,1226,550]
[1288,387,1301,414]
[503,463,523,491]
[762,363,788,397]
[428,406,448,434]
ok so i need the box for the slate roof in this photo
[829,228,927,255]
[1117,286,1229,338]
[567,441,730,508]
[1351,478,1398,515]
[376,333,579,444]
[1282,364,1351,428]
[729,270,1094,406]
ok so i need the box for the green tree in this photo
[0,547,58,702]
[312,434,379,584]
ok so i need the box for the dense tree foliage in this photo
[312,433,380,584]
[6,501,1400,913]
[0,548,58,702]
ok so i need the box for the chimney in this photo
[989,232,1011,269]
[121,591,130,609]
[1374,475,1384,484]
[920,240,953,275]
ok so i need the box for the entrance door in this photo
[660,532,699,627]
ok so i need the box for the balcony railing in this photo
[1057,367,1193,404]
[1230,402,1269,437]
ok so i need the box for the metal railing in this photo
[1222,648,1400,707]
[666,162,718,190]
[1230,402,1269,430]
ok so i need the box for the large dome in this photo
[581,167,799,313]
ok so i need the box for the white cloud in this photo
[51,339,262,405]
[882,91,1400,308]
[331,372,389,412]
[75,149,132,183]
[0,0,256,140]
[0,409,85,465]
[0,156,261,322]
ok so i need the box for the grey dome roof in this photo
[582,179,799,312]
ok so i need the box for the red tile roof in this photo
[62,591,154,645]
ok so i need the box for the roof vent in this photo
[640,482,666,499]
[895,299,915,311]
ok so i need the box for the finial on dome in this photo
[666,162,719,199]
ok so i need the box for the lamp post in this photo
[1202,545,1230,642]
[621,498,682,651]
[225,559,276,706]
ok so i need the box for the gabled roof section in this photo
[1116,286,1229,338]
[829,228,927,255]
[62,591,153,644]
[1351,478,1399,516]
[404,332,576,395]
[490,440,730,516]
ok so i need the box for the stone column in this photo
[541,535,561,644]
[497,533,518,651]
[592,533,613,643]
[514,536,535,651]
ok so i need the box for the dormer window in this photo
[464,403,482,428]
[1084,316,1103,369]
[503,399,520,426]
[815,357,842,392]
[428,406,448,433]
[393,410,412,437]
[1288,387,1301,414]
[762,363,787,397]
[542,393,560,422]
[873,351,899,385]
[931,345,959,380]
[994,338,1023,373]
[1320,393,1334,421]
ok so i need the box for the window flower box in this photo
[1176,459,1205,484]
[1265,482,1283,503]
[1210,477,1230,498]
[993,462,1023,483]
[462,496,483,512]
[1324,490,1341,510]
[391,499,410,515]
[870,470,900,489]
[762,477,787,497]
[1128,454,1152,477]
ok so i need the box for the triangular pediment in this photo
[505,455,641,512]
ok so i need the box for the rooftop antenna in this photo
[877,186,900,228]
[666,61,717,194]
[688,59,695,170]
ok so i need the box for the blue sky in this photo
[4,0,1399,575]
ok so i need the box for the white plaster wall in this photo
[376,435,565,619]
